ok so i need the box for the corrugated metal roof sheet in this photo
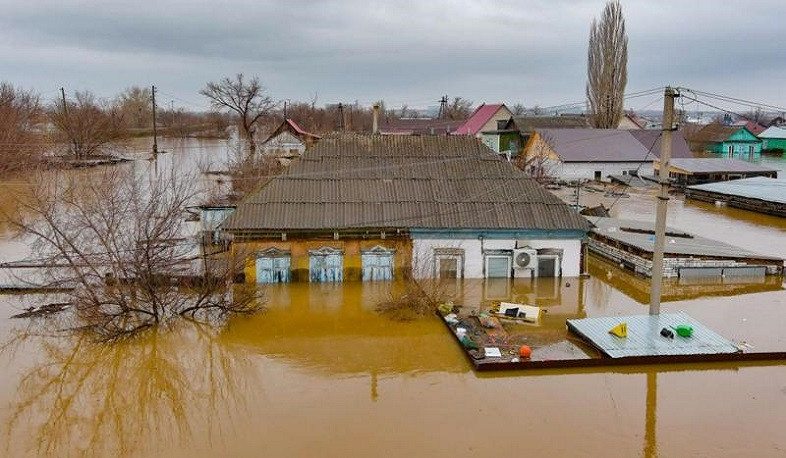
[514,115,590,132]
[223,133,591,232]
[537,129,657,162]
[588,216,781,261]
[664,158,778,174]
[629,130,693,159]
[759,126,786,139]
[453,104,505,135]
[686,176,786,204]
[567,312,740,358]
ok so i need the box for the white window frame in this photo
[433,248,464,279]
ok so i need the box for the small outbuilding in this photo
[685,176,786,217]
[653,158,778,187]
[690,124,762,159]
[260,118,321,158]
[587,217,783,279]
[759,126,786,153]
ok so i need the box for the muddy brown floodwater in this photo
[1,141,785,457]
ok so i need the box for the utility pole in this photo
[151,85,158,155]
[283,99,289,119]
[337,103,345,131]
[649,86,678,315]
[438,95,448,119]
[60,88,77,157]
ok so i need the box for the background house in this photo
[759,126,786,153]
[378,118,465,136]
[690,124,762,159]
[523,128,692,182]
[452,103,513,138]
[221,133,590,283]
[260,118,321,158]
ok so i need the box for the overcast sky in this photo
[2,0,784,113]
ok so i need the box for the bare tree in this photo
[0,82,42,176]
[586,0,628,129]
[118,85,152,129]
[200,74,276,157]
[5,166,261,340]
[446,96,473,120]
[49,90,126,159]
[511,103,526,116]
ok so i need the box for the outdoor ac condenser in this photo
[513,248,538,270]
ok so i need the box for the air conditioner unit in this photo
[513,248,538,270]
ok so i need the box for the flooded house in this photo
[220,133,590,283]
[260,118,321,159]
[522,128,692,182]
[690,123,762,159]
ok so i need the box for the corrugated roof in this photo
[536,129,662,162]
[286,119,321,139]
[514,115,590,132]
[453,104,505,135]
[686,176,786,204]
[222,133,591,232]
[567,312,740,358]
[732,120,766,135]
[692,124,748,143]
[663,158,778,174]
[588,216,781,260]
[379,118,465,135]
[629,130,693,159]
[759,126,786,139]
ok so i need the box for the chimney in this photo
[372,103,380,135]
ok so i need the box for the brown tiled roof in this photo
[379,118,465,135]
[514,115,590,132]
[222,133,590,232]
[692,124,743,143]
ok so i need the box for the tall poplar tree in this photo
[586,0,628,128]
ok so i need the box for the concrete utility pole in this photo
[649,86,678,315]
[151,85,158,155]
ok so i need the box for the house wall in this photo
[234,237,412,283]
[411,237,583,278]
[262,131,306,156]
[557,161,654,182]
[474,106,514,138]
[588,238,781,277]
[762,138,786,152]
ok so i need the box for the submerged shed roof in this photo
[687,176,786,204]
[223,133,591,232]
[588,216,781,261]
[661,158,778,174]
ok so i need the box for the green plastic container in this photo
[672,325,693,338]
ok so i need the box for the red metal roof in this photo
[286,118,321,139]
[732,120,766,136]
[453,104,505,135]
